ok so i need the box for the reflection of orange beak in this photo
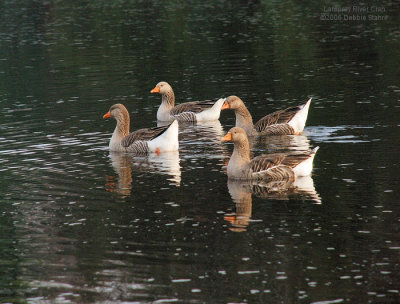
[221,132,232,142]
[224,215,236,224]
[103,111,111,119]
[221,101,230,110]
[150,86,160,93]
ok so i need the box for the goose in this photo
[103,104,179,153]
[221,96,312,136]
[150,81,225,122]
[221,127,319,180]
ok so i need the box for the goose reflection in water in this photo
[174,120,229,156]
[225,169,321,232]
[105,151,181,196]
[158,119,226,144]
[258,133,311,153]
[190,120,226,141]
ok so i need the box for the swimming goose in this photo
[222,127,319,180]
[150,81,225,122]
[221,96,312,136]
[103,104,179,153]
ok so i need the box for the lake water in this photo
[1,1,400,303]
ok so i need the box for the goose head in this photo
[222,127,248,144]
[103,104,129,123]
[150,81,173,95]
[221,95,245,110]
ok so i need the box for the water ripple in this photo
[306,125,372,143]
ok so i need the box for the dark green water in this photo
[1,1,399,303]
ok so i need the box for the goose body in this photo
[150,81,224,122]
[103,104,179,153]
[221,96,312,136]
[222,127,318,180]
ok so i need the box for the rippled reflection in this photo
[193,120,226,140]
[174,120,226,142]
[106,152,134,197]
[177,120,229,160]
[145,152,181,186]
[106,151,181,196]
[157,120,227,149]
[306,125,371,143]
[258,133,311,153]
[225,175,321,232]
[225,179,253,232]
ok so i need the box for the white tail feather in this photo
[288,98,312,133]
[148,120,179,152]
[196,98,225,121]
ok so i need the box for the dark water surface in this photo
[1,1,400,303]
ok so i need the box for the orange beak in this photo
[150,86,160,93]
[103,111,111,119]
[221,101,230,110]
[221,132,232,142]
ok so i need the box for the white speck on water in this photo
[171,279,191,283]
[237,270,260,275]
[311,299,344,304]
[191,289,201,293]
[153,299,179,303]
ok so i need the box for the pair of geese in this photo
[103,81,318,181]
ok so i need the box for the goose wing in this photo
[257,123,295,135]
[249,153,285,172]
[280,150,316,168]
[254,105,302,132]
[249,153,295,180]
[121,125,170,148]
[171,100,215,115]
